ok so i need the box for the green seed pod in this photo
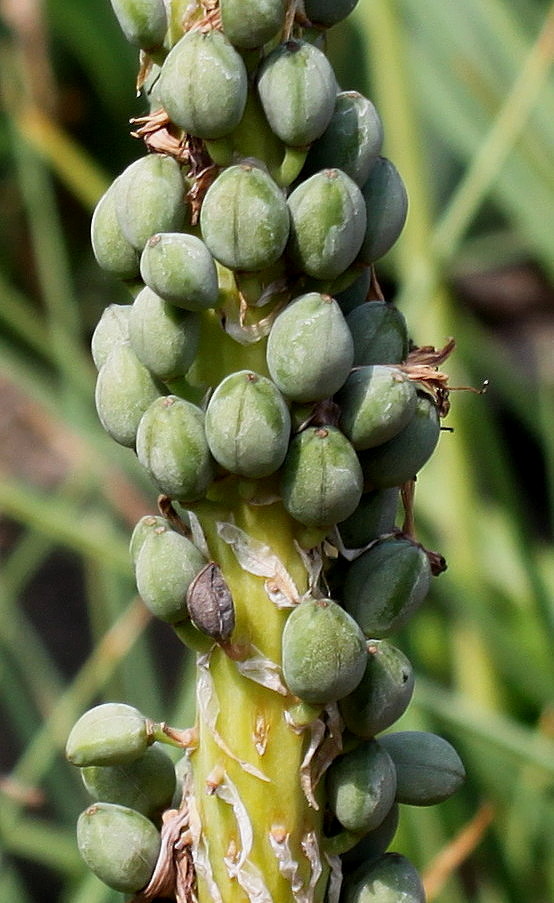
[378,731,465,806]
[205,370,291,478]
[341,804,399,872]
[303,92,383,187]
[287,169,366,279]
[281,426,363,528]
[114,155,187,251]
[135,525,206,623]
[109,0,167,50]
[304,0,359,27]
[343,853,425,903]
[77,802,160,893]
[326,740,397,834]
[359,393,441,489]
[282,598,367,704]
[256,40,336,146]
[128,286,200,380]
[342,536,432,638]
[220,0,286,49]
[335,268,371,315]
[129,514,170,566]
[94,344,161,448]
[200,163,289,272]
[81,744,176,818]
[90,182,140,279]
[139,232,219,311]
[158,30,247,139]
[91,304,131,371]
[337,487,399,549]
[358,157,409,263]
[337,366,417,450]
[66,703,150,767]
[266,292,354,403]
[346,302,409,367]
[136,395,215,501]
[339,640,415,738]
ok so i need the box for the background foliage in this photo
[0,0,553,901]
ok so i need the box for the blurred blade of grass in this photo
[0,813,82,877]
[61,872,121,903]
[0,867,33,903]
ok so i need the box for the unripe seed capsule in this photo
[326,739,397,833]
[281,426,363,528]
[114,155,188,252]
[81,744,176,818]
[109,0,167,50]
[335,267,371,315]
[287,169,366,280]
[158,30,247,139]
[139,233,219,311]
[282,598,367,704]
[257,40,336,146]
[90,183,139,279]
[94,344,161,448]
[337,365,417,450]
[342,536,432,638]
[378,731,465,806]
[266,292,354,403]
[346,301,409,367]
[337,487,399,549]
[134,526,206,623]
[77,802,160,893]
[129,286,200,381]
[339,640,415,737]
[358,156,409,263]
[136,395,215,501]
[205,370,291,478]
[341,804,399,872]
[66,703,150,767]
[220,0,286,49]
[304,0,359,27]
[91,304,131,371]
[129,514,170,566]
[200,164,289,272]
[343,852,425,903]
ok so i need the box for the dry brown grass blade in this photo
[422,802,495,900]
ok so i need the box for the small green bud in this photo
[129,286,201,381]
[129,514,170,566]
[139,233,219,311]
[346,301,409,367]
[66,703,150,767]
[220,0,286,49]
[337,487,399,549]
[337,365,417,450]
[339,640,415,737]
[94,344,161,448]
[90,183,139,280]
[81,744,176,818]
[326,740,397,834]
[358,157,409,264]
[343,852,425,903]
[304,0,359,27]
[91,304,131,371]
[134,525,206,624]
[378,731,465,806]
[114,155,188,252]
[109,0,167,50]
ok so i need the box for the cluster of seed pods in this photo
[66,1,465,901]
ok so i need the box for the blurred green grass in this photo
[0,0,553,901]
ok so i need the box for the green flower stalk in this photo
[67,2,465,901]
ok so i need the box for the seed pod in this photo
[109,0,167,50]
[95,343,161,448]
[205,371,291,478]
[287,169,366,279]
[326,740,397,834]
[359,393,441,489]
[186,562,235,642]
[91,304,131,371]
[378,731,465,806]
[220,0,286,49]
[341,804,399,872]
[129,514,170,566]
[337,487,399,549]
[346,301,409,366]
[66,703,150,767]
[200,163,289,272]
[303,92,383,187]
[342,536,432,637]
[77,802,161,893]
[282,598,367,704]
[304,0,359,27]
[139,232,219,311]
[136,395,215,501]
[257,40,336,146]
[81,744,176,819]
[339,640,415,737]
[343,852,425,903]
[358,156,409,263]
[337,365,417,450]
[114,155,188,251]
[281,426,363,528]
[128,286,200,380]
[90,183,140,279]
[266,293,353,403]
[158,30,247,139]
[134,525,206,623]
[335,268,371,315]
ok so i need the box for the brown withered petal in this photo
[186,563,235,643]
